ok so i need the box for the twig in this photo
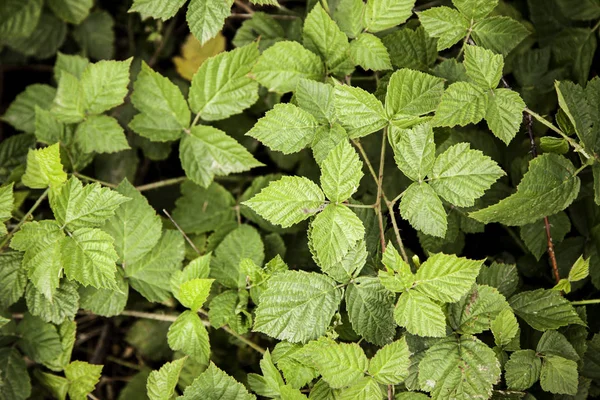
[0,188,49,250]
[375,128,388,252]
[385,198,409,263]
[136,177,186,191]
[352,140,378,183]
[456,22,473,59]
[388,384,393,400]
[228,13,298,19]
[571,299,600,305]
[90,323,110,365]
[234,0,254,14]
[163,209,202,255]
[73,172,118,188]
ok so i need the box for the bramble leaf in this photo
[320,140,363,203]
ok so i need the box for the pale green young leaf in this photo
[385,69,445,122]
[470,154,581,226]
[505,350,541,390]
[189,43,259,121]
[379,244,414,292]
[418,335,500,400]
[246,103,318,154]
[399,182,447,238]
[0,183,13,225]
[253,41,325,93]
[447,284,509,334]
[471,16,530,55]
[25,280,79,324]
[180,125,263,188]
[65,361,103,400]
[0,252,27,308]
[54,53,90,82]
[464,45,503,90]
[243,176,325,228]
[34,106,66,145]
[414,253,483,303]
[320,140,363,203]
[186,0,233,45]
[17,314,62,366]
[364,0,415,33]
[350,34,391,73]
[170,253,211,299]
[179,362,256,400]
[432,82,488,127]
[47,0,93,24]
[394,290,446,337]
[10,220,65,299]
[50,177,130,230]
[73,11,115,60]
[334,85,387,139]
[126,230,185,302]
[509,289,585,331]
[295,79,335,124]
[129,61,190,142]
[178,278,214,311]
[310,204,365,269]
[0,0,43,39]
[79,269,129,317]
[537,330,579,361]
[80,59,132,115]
[491,308,519,347]
[61,227,118,289]
[303,3,352,75]
[485,88,526,144]
[129,0,186,20]
[146,358,186,400]
[102,179,163,265]
[368,337,411,385]
[0,348,32,400]
[253,270,342,343]
[429,142,504,207]
[311,124,348,165]
[51,72,85,124]
[2,84,56,133]
[452,0,498,20]
[22,143,67,189]
[540,355,579,395]
[569,255,590,282]
[345,277,396,346]
[390,123,435,181]
[418,6,470,50]
[309,338,368,389]
[167,311,210,364]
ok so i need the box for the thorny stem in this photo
[0,188,49,250]
[162,209,202,255]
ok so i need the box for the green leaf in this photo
[345,277,396,346]
[244,176,325,228]
[333,0,365,39]
[464,45,503,90]
[179,362,256,400]
[73,11,115,60]
[555,80,596,151]
[432,82,488,127]
[0,0,43,39]
[452,0,498,20]
[556,0,600,20]
[569,255,589,282]
[126,230,185,302]
[390,122,435,182]
[47,0,93,24]
[172,181,236,234]
[310,204,365,269]
[520,212,571,260]
[485,88,526,144]
[303,3,352,75]
[0,252,27,307]
[505,350,541,390]
[253,41,325,93]
[22,143,67,189]
[414,253,483,303]
[399,182,446,237]
[540,355,579,395]
[350,33,392,71]
[394,290,446,337]
[25,280,79,324]
[253,270,342,343]
[418,6,470,51]
[246,103,319,154]
[368,337,411,385]
[491,308,519,347]
[418,335,501,400]
[272,342,319,389]
[180,125,263,188]
[379,244,414,292]
[34,106,65,145]
[470,154,581,226]
[312,124,349,166]
[337,376,383,399]
[51,72,85,123]
[178,278,213,311]
[537,330,580,361]
[208,290,252,334]
[295,79,335,124]
[102,179,163,265]
[64,361,103,400]
[129,0,186,20]
[35,371,69,400]
[81,59,132,115]
[146,358,186,400]
[129,62,190,142]
[50,177,129,230]
[248,350,285,397]
[447,284,509,334]
[334,85,387,139]
[383,26,437,71]
[189,43,259,121]
[509,289,585,331]
[186,0,233,45]
[4,11,67,60]
[309,338,368,389]
[17,314,62,366]
[2,84,55,134]
[471,16,530,56]
[0,183,13,225]
[429,142,504,207]
[167,311,210,364]
[385,69,445,123]
[0,348,32,400]
[320,140,363,203]
[364,0,415,33]
[79,269,129,317]
[61,227,118,289]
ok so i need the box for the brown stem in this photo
[136,177,186,191]
[375,129,388,252]
[162,209,202,255]
[234,0,254,14]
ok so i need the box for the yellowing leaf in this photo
[173,32,225,81]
